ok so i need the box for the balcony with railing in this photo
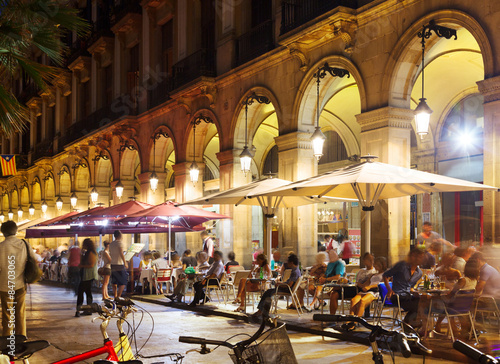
[111,0,142,26]
[236,20,274,67]
[148,76,173,109]
[172,48,216,89]
[88,14,113,46]
[66,38,90,66]
[280,0,365,35]
[58,100,137,150]
[32,139,54,162]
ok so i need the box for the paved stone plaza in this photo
[21,283,491,363]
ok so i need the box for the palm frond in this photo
[0,85,28,136]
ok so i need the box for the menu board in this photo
[348,229,361,258]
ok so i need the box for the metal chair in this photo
[473,295,500,334]
[228,265,245,273]
[372,282,405,330]
[272,276,304,317]
[204,276,226,304]
[228,270,251,300]
[154,268,172,295]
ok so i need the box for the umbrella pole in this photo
[99,234,102,251]
[267,215,272,262]
[168,218,172,264]
[365,210,371,255]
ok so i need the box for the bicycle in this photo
[453,340,499,364]
[1,297,183,364]
[179,298,298,364]
[312,314,432,364]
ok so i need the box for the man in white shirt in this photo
[201,231,214,262]
[109,230,128,298]
[0,221,36,336]
[189,251,224,306]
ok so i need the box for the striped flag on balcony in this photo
[0,155,17,176]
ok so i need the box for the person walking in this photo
[100,241,112,300]
[67,239,81,295]
[109,230,128,299]
[75,238,98,317]
[0,221,35,336]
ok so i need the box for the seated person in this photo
[344,257,387,330]
[190,251,225,306]
[196,251,210,273]
[307,252,328,310]
[139,251,152,270]
[435,252,462,285]
[472,251,500,299]
[421,242,442,269]
[234,253,271,312]
[165,252,210,303]
[225,251,240,273]
[420,259,479,336]
[321,251,347,314]
[182,249,197,269]
[152,251,169,294]
[451,246,475,274]
[383,247,425,326]
[170,252,183,269]
[251,254,301,318]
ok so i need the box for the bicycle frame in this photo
[51,308,135,364]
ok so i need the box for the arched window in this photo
[440,94,484,142]
[262,145,278,176]
[319,130,348,164]
[203,164,215,181]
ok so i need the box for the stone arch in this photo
[232,87,282,178]
[59,164,72,197]
[11,188,19,210]
[74,159,90,193]
[185,109,221,179]
[96,153,113,187]
[119,139,142,178]
[384,9,494,108]
[20,185,29,206]
[148,124,177,172]
[295,56,366,158]
[2,194,8,212]
[32,177,41,205]
[45,173,55,200]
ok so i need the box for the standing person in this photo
[67,239,81,295]
[325,235,339,253]
[190,251,225,306]
[383,248,425,325]
[100,241,112,300]
[201,231,214,263]
[109,230,128,299]
[339,239,354,265]
[416,221,454,253]
[75,239,98,317]
[0,221,35,336]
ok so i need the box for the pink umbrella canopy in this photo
[49,205,106,225]
[25,223,204,239]
[118,201,230,227]
[73,200,154,224]
[37,211,81,226]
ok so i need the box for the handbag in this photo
[22,239,43,284]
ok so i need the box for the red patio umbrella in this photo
[73,200,154,224]
[49,205,106,225]
[37,211,81,226]
[118,201,230,260]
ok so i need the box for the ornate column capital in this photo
[356,107,414,133]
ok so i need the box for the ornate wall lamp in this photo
[92,151,109,204]
[415,20,457,138]
[29,180,37,216]
[41,175,49,215]
[116,143,135,199]
[56,167,69,211]
[310,63,350,161]
[150,131,169,192]
[190,115,214,185]
[240,93,271,175]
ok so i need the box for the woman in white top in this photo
[345,256,387,329]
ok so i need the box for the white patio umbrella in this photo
[180,177,349,260]
[259,156,499,254]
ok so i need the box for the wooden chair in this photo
[154,268,172,295]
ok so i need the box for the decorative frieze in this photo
[356,107,414,132]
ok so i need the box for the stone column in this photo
[275,131,318,267]
[356,107,413,264]
[216,0,236,74]
[477,75,500,244]
[54,88,62,153]
[172,162,205,254]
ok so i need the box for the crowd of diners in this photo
[32,222,500,339]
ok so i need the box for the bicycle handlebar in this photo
[178,336,234,349]
[313,314,431,356]
[453,340,499,364]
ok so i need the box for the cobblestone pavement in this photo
[22,284,478,363]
